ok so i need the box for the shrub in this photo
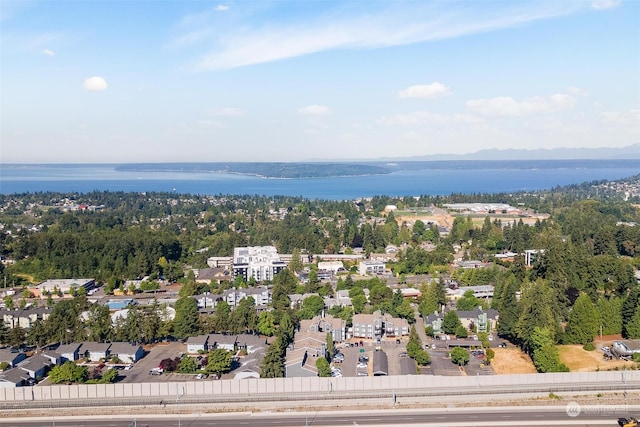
[583,342,596,351]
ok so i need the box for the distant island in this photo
[114,162,391,179]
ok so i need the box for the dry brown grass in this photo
[559,344,636,372]
[490,347,537,374]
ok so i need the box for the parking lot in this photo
[118,342,186,383]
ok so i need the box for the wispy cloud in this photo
[207,107,246,117]
[591,0,621,10]
[42,48,55,56]
[298,105,332,116]
[398,82,451,99]
[176,1,584,71]
[466,93,576,116]
[601,109,640,127]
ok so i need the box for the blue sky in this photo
[1,0,638,163]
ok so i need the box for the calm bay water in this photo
[1,161,639,200]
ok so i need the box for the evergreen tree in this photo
[442,311,462,335]
[173,296,200,338]
[261,337,285,378]
[515,280,560,353]
[257,311,276,336]
[564,293,599,344]
[496,276,520,342]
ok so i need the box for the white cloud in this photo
[165,28,213,49]
[42,48,55,57]
[601,109,640,127]
[188,1,582,70]
[397,82,451,99]
[566,86,588,96]
[298,105,332,116]
[83,76,108,91]
[216,5,229,11]
[207,107,245,117]
[591,0,621,10]
[466,93,575,116]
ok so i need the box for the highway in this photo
[1,407,634,426]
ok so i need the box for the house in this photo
[300,314,347,343]
[235,334,268,355]
[209,334,237,352]
[108,342,144,363]
[0,368,30,388]
[196,267,232,285]
[284,332,326,378]
[55,343,81,362]
[78,342,111,362]
[186,335,210,354]
[0,349,26,368]
[17,355,54,379]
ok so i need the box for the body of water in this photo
[1,161,639,200]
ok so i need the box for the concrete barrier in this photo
[0,370,637,404]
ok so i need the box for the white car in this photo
[124,364,133,371]
[357,362,368,369]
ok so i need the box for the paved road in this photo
[5,406,633,426]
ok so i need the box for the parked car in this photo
[356,371,368,376]
[124,364,133,371]
[196,373,208,380]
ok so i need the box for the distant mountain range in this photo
[394,144,640,161]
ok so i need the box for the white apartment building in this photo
[232,246,287,283]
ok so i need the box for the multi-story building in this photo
[232,246,286,283]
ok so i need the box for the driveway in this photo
[119,342,185,383]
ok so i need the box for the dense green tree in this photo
[515,280,560,353]
[442,311,462,335]
[261,337,285,378]
[298,295,325,319]
[495,276,521,342]
[564,294,599,345]
[49,361,89,384]
[205,349,232,376]
[229,297,257,333]
[316,357,331,377]
[173,296,200,338]
[257,311,276,336]
[277,312,295,346]
[418,280,446,317]
[596,296,623,336]
[178,357,198,373]
[530,327,568,373]
[326,332,335,361]
[450,347,469,366]
[456,290,480,311]
[85,304,113,342]
[625,308,640,339]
